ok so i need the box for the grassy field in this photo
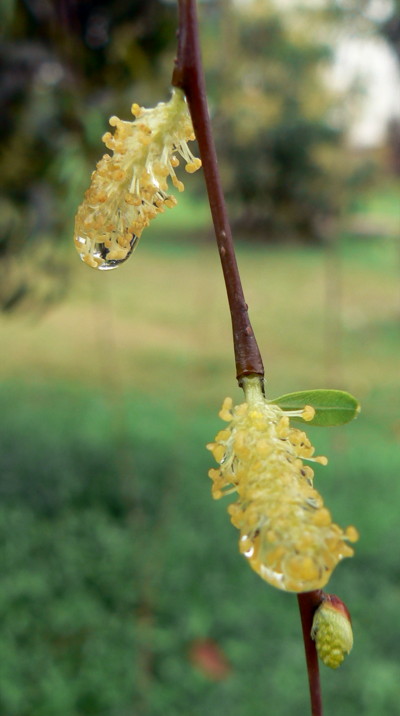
[0,191,400,715]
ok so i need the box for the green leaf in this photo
[270,389,360,427]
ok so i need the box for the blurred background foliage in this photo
[1,1,400,715]
[1,0,399,310]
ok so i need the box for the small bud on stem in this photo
[311,594,353,669]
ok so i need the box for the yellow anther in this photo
[102,132,114,148]
[302,405,315,421]
[313,456,328,466]
[345,526,359,542]
[215,429,230,442]
[212,488,222,499]
[172,177,184,192]
[212,444,226,463]
[218,398,233,421]
[130,103,142,117]
[312,508,331,527]
[208,468,220,480]
[185,158,202,173]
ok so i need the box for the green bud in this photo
[311,596,353,669]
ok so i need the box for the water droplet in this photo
[94,234,139,271]
[257,563,287,590]
[75,233,139,270]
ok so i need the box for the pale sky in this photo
[331,35,400,145]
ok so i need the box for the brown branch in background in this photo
[298,592,324,716]
[172,0,264,383]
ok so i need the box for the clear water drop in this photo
[257,563,287,590]
[94,234,139,271]
[75,233,139,270]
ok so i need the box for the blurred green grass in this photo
[0,190,399,715]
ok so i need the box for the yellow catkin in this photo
[206,377,358,593]
[74,88,201,269]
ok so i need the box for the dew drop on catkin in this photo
[74,232,138,271]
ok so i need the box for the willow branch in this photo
[298,592,324,716]
[172,0,264,383]
[172,5,323,714]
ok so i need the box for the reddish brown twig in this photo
[298,591,324,716]
[172,0,264,383]
[172,3,324,714]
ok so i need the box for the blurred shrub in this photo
[1,381,400,715]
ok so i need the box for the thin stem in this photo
[297,592,324,716]
[172,6,323,715]
[172,0,264,383]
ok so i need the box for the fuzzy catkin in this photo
[74,88,201,269]
[207,378,358,592]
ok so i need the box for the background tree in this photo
[206,0,355,242]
